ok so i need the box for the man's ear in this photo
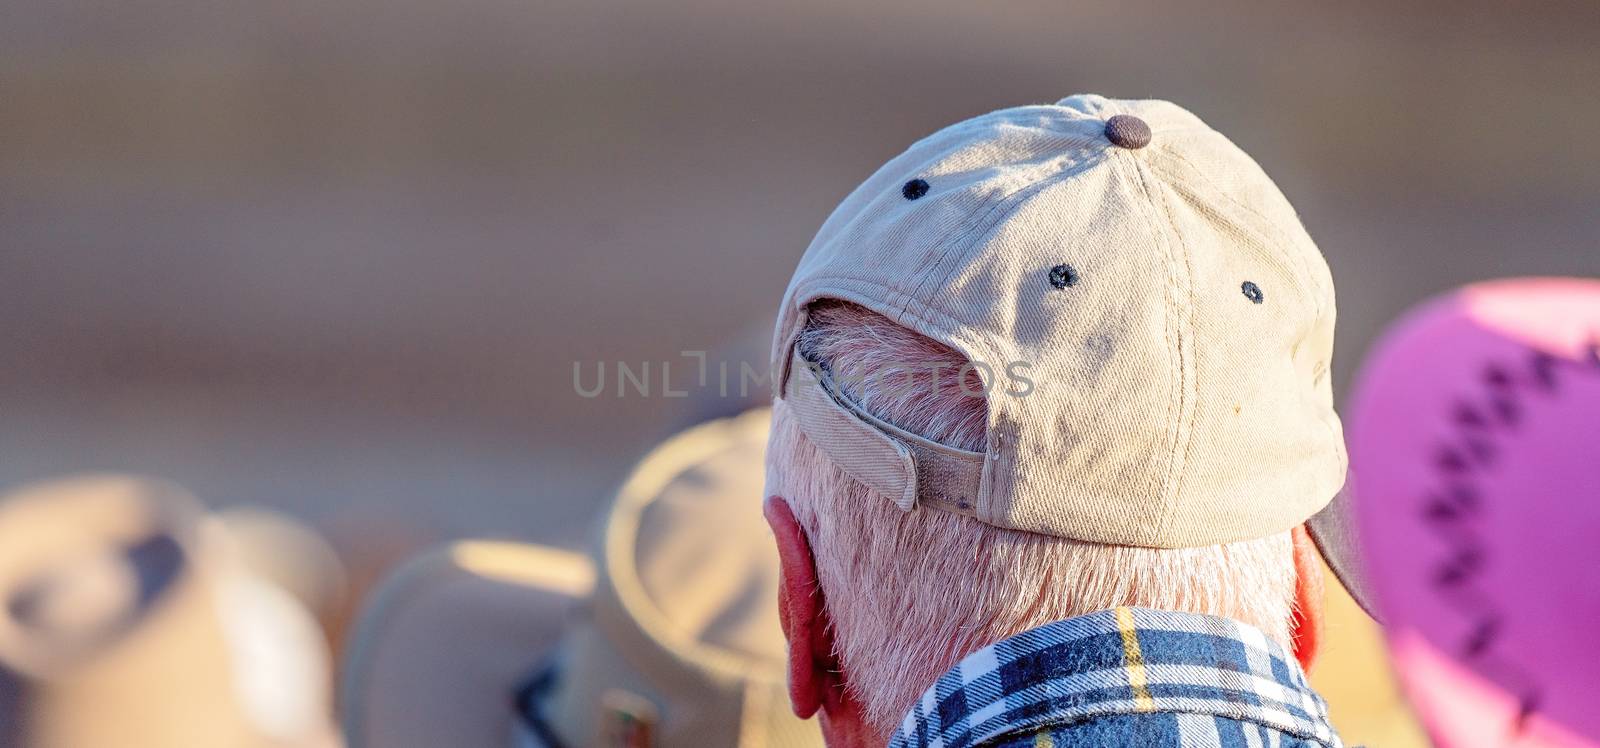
[1289,524,1326,672]
[763,495,837,719]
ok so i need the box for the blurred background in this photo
[1,0,1598,744]
[4,0,1599,544]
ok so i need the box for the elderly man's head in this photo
[760,95,1355,747]
[764,302,1320,744]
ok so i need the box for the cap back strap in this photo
[783,349,986,518]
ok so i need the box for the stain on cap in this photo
[1104,114,1152,149]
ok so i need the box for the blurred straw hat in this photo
[0,474,338,748]
[342,408,821,748]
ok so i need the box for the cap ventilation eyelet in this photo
[1241,281,1264,304]
[902,179,930,200]
[1049,264,1079,289]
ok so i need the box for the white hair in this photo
[766,301,1297,736]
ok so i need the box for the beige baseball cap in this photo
[772,94,1365,609]
[342,409,823,748]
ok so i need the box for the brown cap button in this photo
[1104,114,1151,149]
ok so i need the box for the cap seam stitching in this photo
[1150,150,1347,503]
[1152,146,1348,525]
[1110,153,1186,539]
[1151,148,1327,321]
[784,112,1118,370]
[889,150,1100,327]
[1139,159,1204,536]
[910,149,1114,331]
[891,175,1036,326]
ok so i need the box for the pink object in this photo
[1349,277,1600,748]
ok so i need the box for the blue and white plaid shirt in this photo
[888,607,1342,748]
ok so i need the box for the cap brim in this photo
[1305,480,1379,622]
[340,541,595,748]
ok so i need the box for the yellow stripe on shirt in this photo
[1115,607,1156,712]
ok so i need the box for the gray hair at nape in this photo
[765,300,1297,736]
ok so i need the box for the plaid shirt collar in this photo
[888,607,1341,748]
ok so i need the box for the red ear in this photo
[764,496,833,719]
[1290,524,1326,672]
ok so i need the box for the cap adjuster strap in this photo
[784,350,985,518]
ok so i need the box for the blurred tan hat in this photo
[342,408,821,748]
[0,475,201,680]
[339,539,594,747]
[0,474,339,748]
